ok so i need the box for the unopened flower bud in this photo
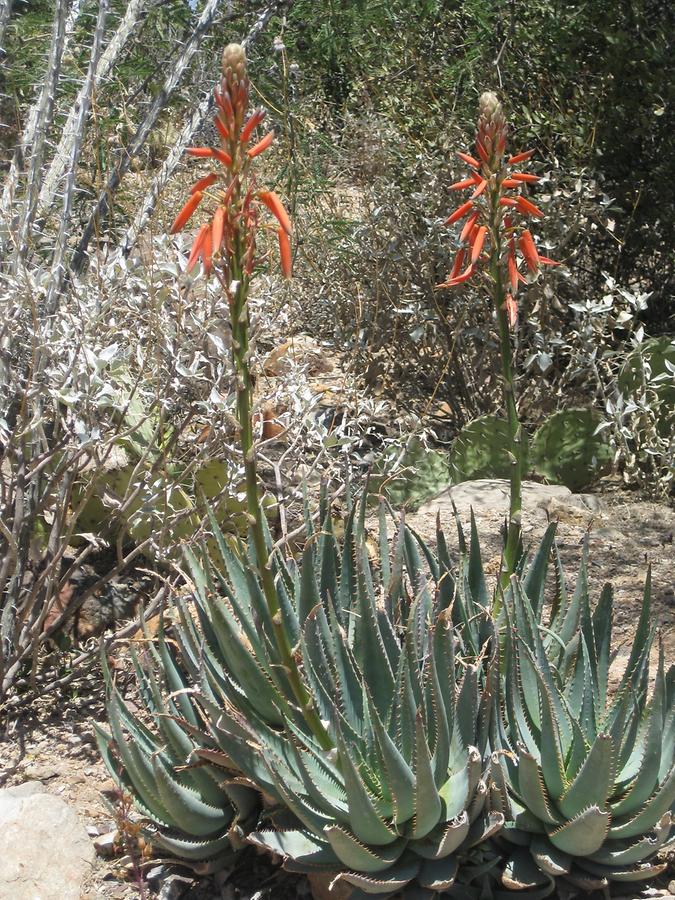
[222,43,247,82]
[476,91,507,171]
[479,91,503,125]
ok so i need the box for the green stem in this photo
[229,242,332,750]
[488,191,522,614]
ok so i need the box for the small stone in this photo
[86,824,101,837]
[93,830,118,857]
[145,864,168,883]
[158,874,194,900]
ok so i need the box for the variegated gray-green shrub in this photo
[490,554,675,895]
[99,496,509,897]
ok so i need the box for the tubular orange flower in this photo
[445,199,474,225]
[516,196,544,218]
[278,227,292,278]
[247,131,274,159]
[212,148,233,167]
[170,191,204,234]
[186,147,216,157]
[214,116,229,142]
[190,173,218,194]
[504,293,518,327]
[187,223,210,271]
[519,229,540,272]
[460,211,480,243]
[449,248,466,279]
[471,226,487,263]
[457,151,480,168]
[258,190,292,234]
[511,172,540,183]
[450,177,478,191]
[508,149,535,165]
[211,205,226,255]
[240,108,266,145]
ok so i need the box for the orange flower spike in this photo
[187,147,216,158]
[459,211,480,243]
[278,227,292,278]
[470,226,487,263]
[190,173,218,194]
[187,223,210,270]
[212,205,226,255]
[501,178,521,188]
[170,191,204,234]
[516,196,545,218]
[215,88,234,126]
[508,149,535,165]
[258,190,292,235]
[445,199,474,226]
[499,197,518,208]
[240,108,266,145]
[457,151,480,168]
[519,229,540,273]
[248,131,274,159]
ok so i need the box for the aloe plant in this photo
[99,492,509,895]
[490,562,675,893]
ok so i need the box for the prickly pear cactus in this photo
[450,415,529,483]
[370,437,450,509]
[72,463,199,548]
[618,336,675,435]
[531,408,612,491]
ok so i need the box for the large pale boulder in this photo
[0,781,95,899]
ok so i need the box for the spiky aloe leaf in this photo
[557,732,615,819]
[547,806,610,856]
[247,829,337,868]
[586,813,673,866]
[418,854,459,890]
[151,830,233,861]
[529,835,572,876]
[336,858,421,894]
[323,826,407,873]
[502,847,555,890]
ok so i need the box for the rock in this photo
[93,830,118,857]
[158,873,194,899]
[417,478,572,524]
[0,781,96,900]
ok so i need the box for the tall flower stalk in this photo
[439,92,557,608]
[170,45,330,748]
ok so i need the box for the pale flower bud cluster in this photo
[477,91,507,172]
